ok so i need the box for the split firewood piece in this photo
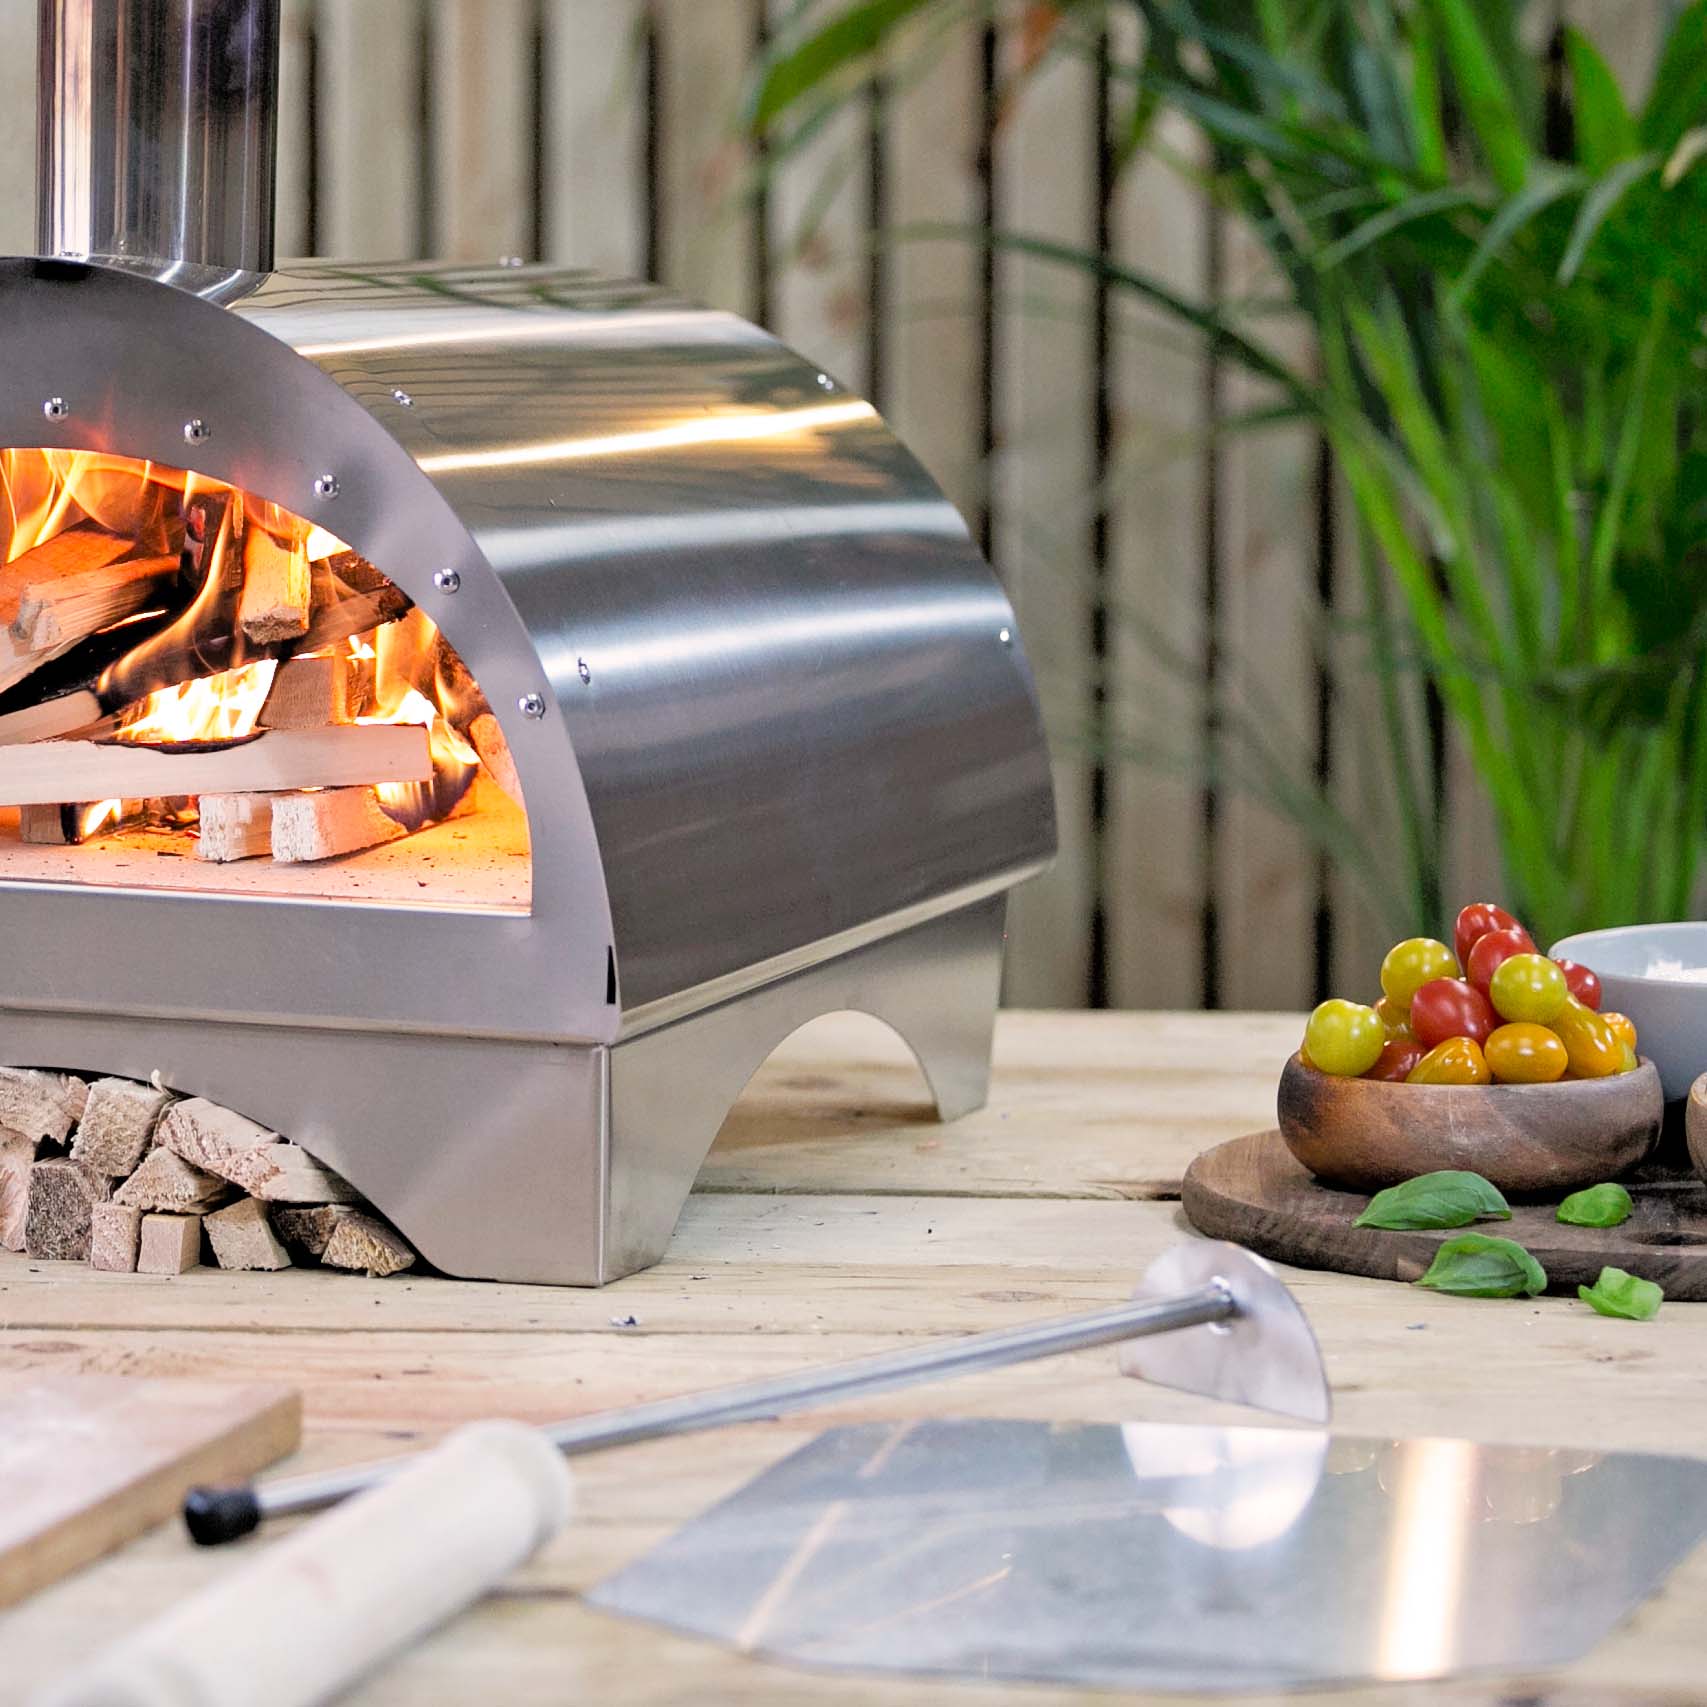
[0,1067,87,1146]
[0,723,431,806]
[156,1097,276,1178]
[196,793,275,863]
[470,713,522,805]
[204,1198,292,1271]
[321,1209,417,1277]
[24,1157,111,1261]
[272,1203,350,1258]
[114,1148,232,1215]
[0,525,132,626]
[90,1202,143,1273]
[260,652,366,730]
[219,1142,357,1204]
[0,554,180,699]
[18,799,149,845]
[239,528,312,644]
[271,787,404,863]
[0,688,103,747]
[71,1078,174,1178]
[137,1212,202,1274]
[0,1131,35,1252]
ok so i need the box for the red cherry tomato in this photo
[1453,902,1524,969]
[1466,925,1536,993]
[1410,977,1499,1049]
[1552,958,1602,1011]
[1362,1038,1426,1082]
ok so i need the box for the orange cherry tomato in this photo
[1406,1037,1492,1085]
[1602,1011,1638,1052]
[1484,1022,1568,1084]
[1373,997,1415,1041]
[1552,995,1624,1079]
[1363,1039,1426,1082]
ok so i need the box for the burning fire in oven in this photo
[0,449,521,866]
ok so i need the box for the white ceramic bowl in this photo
[1551,922,1707,1100]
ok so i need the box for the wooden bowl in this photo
[1684,1073,1707,1179]
[1277,1053,1663,1193]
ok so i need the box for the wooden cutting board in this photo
[0,1374,300,1608]
[1184,1129,1707,1298]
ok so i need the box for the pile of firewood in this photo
[0,484,520,862]
[0,1067,418,1278]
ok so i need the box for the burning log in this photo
[0,723,431,806]
[260,653,364,730]
[239,528,311,644]
[470,712,522,805]
[19,799,152,846]
[0,552,181,697]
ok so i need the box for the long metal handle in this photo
[187,1281,1235,1543]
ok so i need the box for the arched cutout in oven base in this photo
[0,896,1005,1284]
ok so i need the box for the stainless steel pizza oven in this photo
[0,0,1055,1283]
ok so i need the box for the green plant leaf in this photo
[1416,1234,1547,1297]
[1663,126,1707,187]
[1556,1182,1634,1227]
[1557,153,1662,285]
[1423,0,1532,191]
[1565,28,1638,172]
[1447,163,1585,306]
[1642,0,1707,155]
[747,0,941,133]
[1578,1266,1662,1320]
[1355,1170,1513,1230]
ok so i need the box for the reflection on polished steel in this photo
[0,254,1055,1281]
[590,1418,1707,1692]
[38,0,281,277]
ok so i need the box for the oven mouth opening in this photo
[0,447,531,911]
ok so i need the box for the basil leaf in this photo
[1578,1266,1662,1320]
[1556,1182,1634,1228]
[1355,1170,1512,1230]
[1415,1234,1547,1298]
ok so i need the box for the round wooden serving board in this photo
[1183,1130,1707,1298]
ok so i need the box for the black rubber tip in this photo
[183,1485,263,1546]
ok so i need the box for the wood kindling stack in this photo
[0,1068,417,1277]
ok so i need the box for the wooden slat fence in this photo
[0,0,1663,1010]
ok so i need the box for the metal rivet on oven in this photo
[998,627,1012,646]
[42,396,68,421]
[313,473,341,500]
[816,373,835,391]
[433,569,462,594]
[183,419,211,446]
[519,692,548,719]
[392,388,414,407]
[577,658,592,685]
[499,255,525,268]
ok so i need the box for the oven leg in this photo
[600,895,1007,1282]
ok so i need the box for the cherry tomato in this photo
[1553,959,1603,1011]
[1410,977,1498,1050]
[1552,995,1624,1079]
[1487,953,1569,1025]
[1380,938,1460,1011]
[1602,1011,1637,1052]
[1362,1039,1426,1082]
[1373,997,1415,1041]
[1484,1022,1568,1084]
[1466,925,1537,993]
[1453,902,1524,969]
[1406,1037,1492,1085]
[1302,999,1386,1077]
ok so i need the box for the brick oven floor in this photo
[1,1011,1705,1703]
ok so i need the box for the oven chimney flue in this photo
[38,0,281,280]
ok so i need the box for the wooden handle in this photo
[38,1421,573,1707]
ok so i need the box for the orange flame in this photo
[115,660,279,745]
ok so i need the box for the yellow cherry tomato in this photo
[1380,938,1461,1011]
[1603,1011,1638,1052]
[1618,1042,1640,1073]
[1302,999,1386,1077]
[1373,996,1415,1041]
[1406,1036,1492,1085]
[1552,995,1624,1079]
[1487,952,1569,1025]
[1484,1022,1568,1084]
